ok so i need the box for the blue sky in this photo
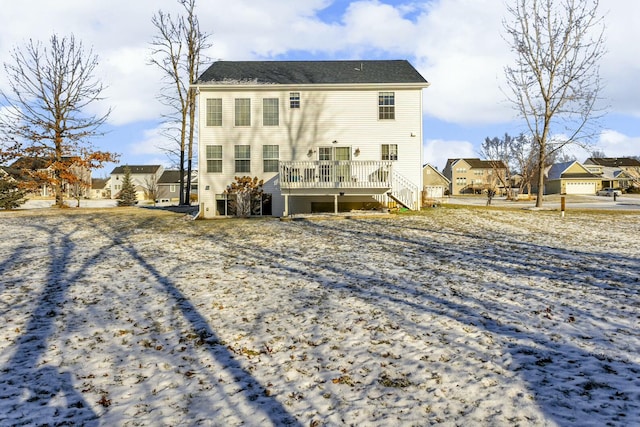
[1,0,638,176]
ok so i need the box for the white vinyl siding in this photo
[198,87,424,217]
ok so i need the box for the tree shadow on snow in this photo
[0,224,99,426]
[101,220,302,426]
[210,217,640,425]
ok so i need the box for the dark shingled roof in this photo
[111,165,162,174]
[448,158,507,169]
[91,178,108,190]
[196,60,428,85]
[585,157,640,167]
[157,170,182,184]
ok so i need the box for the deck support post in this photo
[284,194,289,217]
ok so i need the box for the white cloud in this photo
[129,124,177,161]
[424,139,476,171]
[1,0,638,164]
[596,130,640,157]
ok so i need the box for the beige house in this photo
[422,163,450,198]
[110,165,163,201]
[90,178,110,199]
[442,158,507,196]
[583,157,640,189]
[193,60,429,217]
[544,161,600,194]
[7,156,91,198]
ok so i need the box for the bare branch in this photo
[0,33,117,207]
[503,0,607,206]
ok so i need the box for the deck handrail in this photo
[279,160,394,189]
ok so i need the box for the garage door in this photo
[565,182,596,195]
[425,186,444,198]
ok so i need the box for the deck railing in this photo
[279,160,394,189]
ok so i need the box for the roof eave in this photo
[192,82,430,91]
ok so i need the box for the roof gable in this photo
[422,163,450,184]
[547,161,596,180]
[196,60,428,86]
[447,158,507,169]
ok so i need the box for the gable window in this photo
[263,98,279,126]
[170,184,177,192]
[381,144,398,161]
[235,98,251,126]
[378,92,395,120]
[289,92,300,109]
[263,145,279,173]
[235,145,251,173]
[206,98,222,126]
[206,145,222,173]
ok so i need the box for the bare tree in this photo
[0,34,117,207]
[480,134,514,198]
[150,0,210,205]
[144,176,159,203]
[503,0,606,206]
[510,133,538,197]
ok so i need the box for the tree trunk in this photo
[179,148,185,205]
[185,91,196,205]
[535,148,545,208]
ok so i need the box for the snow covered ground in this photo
[0,207,638,426]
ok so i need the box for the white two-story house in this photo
[193,60,429,217]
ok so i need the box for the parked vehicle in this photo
[596,187,622,197]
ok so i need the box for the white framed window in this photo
[289,92,300,109]
[235,145,251,173]
[263,145,279,172]
[206,98,222,126]
[378,92,395,120]
[206,145,222,173]
[381,144,398,161]
[170,184,177,192]
[263,98,279,126]
[235,98,251,126]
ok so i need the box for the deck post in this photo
[284,194,289,217]
[334,194,338,214]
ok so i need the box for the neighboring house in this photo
[442,158,508,196]
[90,178,110,199]
[8,156,91,198]
[584,157,640,189]
[544,161,601,195]
[156,170,182,202]
[110,165,163,201]
[422,163,450,198]
[193,60,429,217]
